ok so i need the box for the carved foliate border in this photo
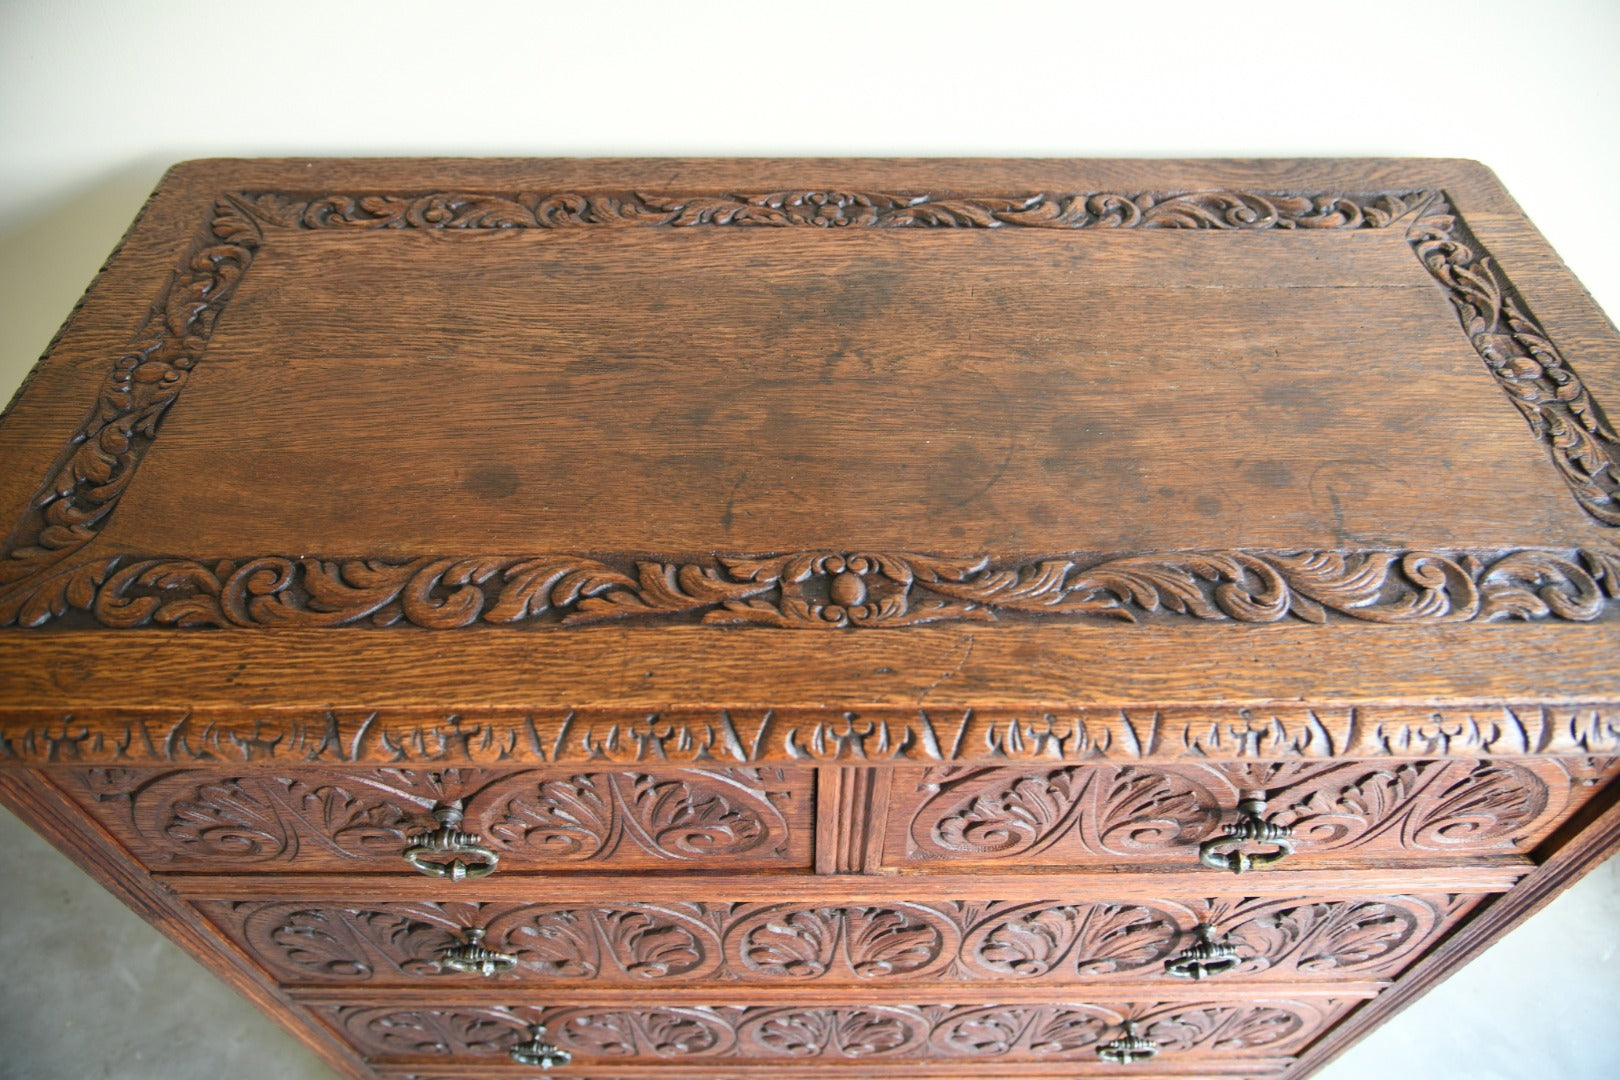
[1,185,1616,631]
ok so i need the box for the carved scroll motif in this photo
[1408,198,1620,525]
[6,545,1618,629]
[241,189,1428,232]
[3,185,1614,631]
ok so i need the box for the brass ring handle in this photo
[1163,923,1241,980]
[402,804,499,881]
[438,927,517,977]
[510,1023,571,1068]
[1098,1020,1158,1064]
[1198,792,1294,874]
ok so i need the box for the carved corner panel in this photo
[57,766,811,872]
[202,893,1480,989]
[886,758,1615,870]
[314,998,1354,1064]
[3,185,1618,633]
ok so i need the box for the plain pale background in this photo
[0,1,1617,1077]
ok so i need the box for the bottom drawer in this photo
[308,998,1353,1073]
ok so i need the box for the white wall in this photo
[1,2,1617,1077]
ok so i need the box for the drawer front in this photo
[61,766,813,873]
[309,998,1352,1068]
[883,758,1617,871]
[202,893,1480,988]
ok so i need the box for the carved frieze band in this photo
[0,186,1615,633]
[9,710,1620,767]
[4,546,1619,629]
[211,893,1475,987]
[318,997,1350,1061]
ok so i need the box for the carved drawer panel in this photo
[884,758,1620,871]
[201,893,1481,989]
[311,998,1353,1067]
[59,766,811,873]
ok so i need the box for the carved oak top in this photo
[0,158,1614,762]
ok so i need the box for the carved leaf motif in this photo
[478,771,785,863]
[1144,1005,1303,1052]
[627,773,770,858]
[927,768,1088,857]
[264,908,448,979]
[637,1009,733,1056]
[972,906,1079,977]
[499,909,599,978]
[161,778,289,860]
[930,1006,1034,1056]
[748,1008,920,1058]
[153,776,420,863]
[844,907,945,978]
[1092,767,1221,853]
[482,774,614,860]
[737,906,945,979]
[1024,1009,1112,1055]
[597,909,707,979]
[1292,903,1414,972]
[350,1007,523,1056]
[1273,763,1427,848]
[966,902,1175,979]
[1406,761,1547,850]
[1225,900,1422,974]
[741,909,836,977]
[554,1009,732,1058]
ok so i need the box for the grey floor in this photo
[1,806,1617,1078]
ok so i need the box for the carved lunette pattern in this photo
[214,893,1468,986]
[6,546,1620,629]
[10,707,1620,767]
[319,998,1347,1060]
[62,766,802,869]
[3,185,1613,632]
[902,760,1560,865]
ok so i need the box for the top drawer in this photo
[879,757,1619,872]
[58,765,813,874]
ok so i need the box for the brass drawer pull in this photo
[1199,791,1294,873]
[402,804,499,881]
[438,927,517,977]
[1163,923,1241,980]
[510,1023,571,1068]
[1098,1020,1158,1064]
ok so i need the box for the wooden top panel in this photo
[0,159,1615,760]
[103,224,1578,554]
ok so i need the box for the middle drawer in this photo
[197,891,1484,990]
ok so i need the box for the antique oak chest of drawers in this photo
[1,158,1617,1079]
